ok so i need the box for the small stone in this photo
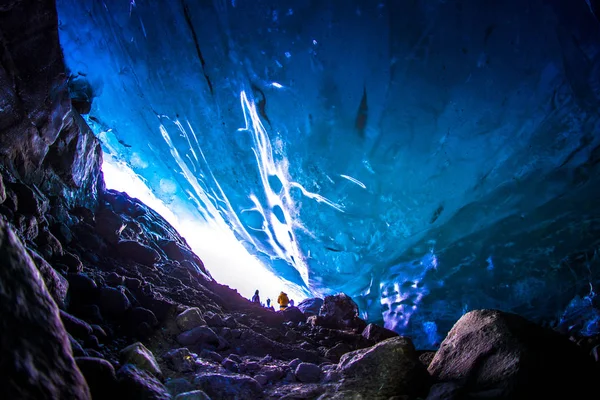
[99,286,131,318]
[164,377,195,396]
[57,251,83,273]
[176,307,206,332]
[259,365,285,382]
[175,390,211,400]
[288,358,302,370]
[200,349,223,363]
[221,358,239,372]
[105,272,124,287]
[254,374,268,386]
[193,373,262,399]
[120,342,162,377]
[227,353,242,363]
[204,312,224,327]
[163,348,196,373]
[295,362,322,383]
[59,310,93,339]
[130,307,158,327]
[66,273,99,304]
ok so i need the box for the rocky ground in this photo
[1,0,600,399]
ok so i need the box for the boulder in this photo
[193,373,262,399]
[177,326,220,347]
[318,293,365,331]
[428,309,596,399]
[117,240,160,266]
[295,362,322,383]
[176,307,206,332]
[120,342,162,377]
[0,219,90,399]
[75,357,117,400]
[117,364,170,400]
[297,297,324,317]
[282,306,306,324]
[361,323,399,342]
[29,249,68,308]
[338,336,429,398]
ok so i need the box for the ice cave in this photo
[54,0,600,347]
[1,0,599,399]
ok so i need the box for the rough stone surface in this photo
[297,298,324,318]
[428,309,595,399]
[99,286,131,318]
[193,373,262,400]
[75,357,117,400]
[29,249,69,308]
[163,348,196,373]
[176,307,206,332]
[361,323,399,342]
[117,240,161,266]
[338,336,429,399]
[295,362,322,383]
[177,326,220,347]
[120,342,162,377]
[0,219,90,399]
[117,364,171,400]
[174,390,211,400]
[282,306,306,324]
[318,293,366,331]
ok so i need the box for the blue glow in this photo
[56,0,600,347]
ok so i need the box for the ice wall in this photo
[57,0,600,347]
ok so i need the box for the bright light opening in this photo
[101,156,310,304]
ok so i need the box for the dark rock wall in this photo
[0,219,90,399]
[0,0,103,211]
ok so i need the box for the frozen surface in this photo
[57,0,600,347]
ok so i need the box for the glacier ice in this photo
[56,0,600,348]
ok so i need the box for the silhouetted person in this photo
[266,298,271,307]
[277,291,289,311]
[252,290,260,304]
[289,299,295,307]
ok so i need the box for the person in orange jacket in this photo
[277,291,289,311]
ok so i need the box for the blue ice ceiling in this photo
[57,0,600,347]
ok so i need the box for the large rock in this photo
[120,342,162,377]
[337,336,429,398]
[75,357,117,400]
[29,249,69,308]
[295,362,322,383]
[297,298,323,317]
[117,364,171,400]
[177,326,220,347]
[318,293,365,331]
[282,306,306,324]
[0,219,90,399]
[427,309,595,399]
[193,373,262,400]
[176,307,206,332]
